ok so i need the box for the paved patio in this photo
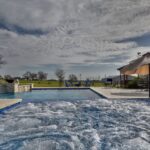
[91,87,149,99]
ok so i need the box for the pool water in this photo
[0,89,101,103]
[0,90,150,150]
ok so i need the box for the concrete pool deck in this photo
[0,99,22,110]
[91,87,149,100]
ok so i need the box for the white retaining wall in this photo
[18,84,32,93]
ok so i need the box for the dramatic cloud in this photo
[0,0,150,77]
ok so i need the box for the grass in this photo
[19,80,105,87]
[19,80,61,87]
[92,81,105,87]
[0,79,6,84]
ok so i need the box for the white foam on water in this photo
[50,101,77,110]
[0,125,4,132]
[20,139,60,150]
[16,118,41,129]
[0,98,150,150]
[120,137,150,150]
[48,125,58,130]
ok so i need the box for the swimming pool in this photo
[0,89,150,150]
[0,89,101,103]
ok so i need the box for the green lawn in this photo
[0,79,6,84]
[92,81,105,87]
[19,80,61,87]
[19,80,105,87]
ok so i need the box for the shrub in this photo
[126,77,140,89]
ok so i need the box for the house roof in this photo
[118,52,150,75]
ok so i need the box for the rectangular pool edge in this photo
[32,87,107,99]
[32,87,90,90]
[90,88,107,99]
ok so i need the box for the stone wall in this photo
[0,84,7,94]
[0,82,33,93]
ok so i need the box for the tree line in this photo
[22,71,48,80]
[0,69,79,82]
[0,71,48,81]
[0,55,100,82]
[0,69,100,82]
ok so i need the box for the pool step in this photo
[0,99,22,110]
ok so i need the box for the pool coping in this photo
[0,99,22,112]
[90,88,107,99]
[32,87,90,90]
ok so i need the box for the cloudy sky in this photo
[0,0,150,79]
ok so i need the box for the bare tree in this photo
[23,71,32,80]
[38,71,48,80]
[30,73,38,80]
[55,69,65,86]
[68,74,78,82]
